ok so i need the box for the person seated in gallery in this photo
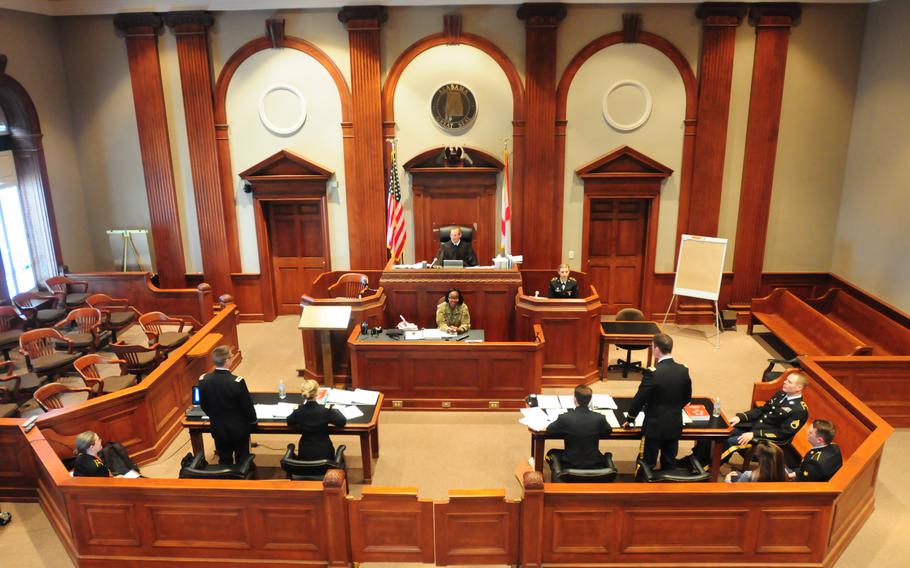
[434,227,478,267]
[548,264,579,298]
[72,430,110,478]
[788,419,843,482]
[693,372,809,466]
[545,384,612,469]
[286,379,347,460]
[724,441,789,483]
[436,288,471,333]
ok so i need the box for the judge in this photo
[435,227,478,267]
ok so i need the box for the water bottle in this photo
[712,397,721,418]
[278,379,286,400]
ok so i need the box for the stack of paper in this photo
[333,405,364,420]
[352,389,380,405]
[254,402,297,419]
[591,394,618,410]
[327,389,357,405]
[594,409,622,428]
[519,407,552,431]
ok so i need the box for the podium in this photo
[298,305,351,387]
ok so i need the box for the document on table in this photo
[519,407,553,431]
[545,408,567,420]
[422,329,454,340]
[352,388,380,405]
[335,405,364,420]
[535,395,562,409]
[558,395,576,409]
[594,409,621,429]
[682,409,693,425]
[591,394,618,410]
[254,402,296,419]
[327,389,357,405]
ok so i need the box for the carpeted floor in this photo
[3,316,907,567]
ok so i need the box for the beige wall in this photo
[0,8,94,271]
[832,0,910,313]
[57,15,148,272]
[764,4,865,272]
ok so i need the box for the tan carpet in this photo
[3,316,907,567]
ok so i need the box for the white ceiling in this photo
[0,0,882,18]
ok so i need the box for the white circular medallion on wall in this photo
[430,82,478,134]
[258,84,307,135]
[602,80,652,132]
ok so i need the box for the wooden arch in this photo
[381,32,525,125]
[554,30,698,277]
[0,56,63,287]
[211,36,354,272]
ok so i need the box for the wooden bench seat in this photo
[749,288,871,356]
[806,288,910,355]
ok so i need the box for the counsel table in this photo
[183,391,384,483]
[529,396,732,481]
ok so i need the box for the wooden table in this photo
[529,396,732,481]
[599,320,661,379]
[183,391,383,483]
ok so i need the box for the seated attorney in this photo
[788,419,843,482]
[73,430,110,478]
[436,288,471,333]
[435,227,478,267]
[286,379,347,461]
[724,441,789,483]
[545,385,612,469]
[549,264,579,298]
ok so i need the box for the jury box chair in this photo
[19,328,80,381]
[54,307,108,353]
[33,382,94,412]
[74,354,138,395]
[607,308,650,378]
[0,306,27,361]
[44,275,90,308]
[108,341,164,379]
[13,291,66,328]
[138,312,197,353]
[86,293,141,342]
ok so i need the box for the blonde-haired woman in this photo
[286,380,347,460]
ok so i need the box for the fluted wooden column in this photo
[339,6,389,269]
[517,3,566,268]
[679,3,747,240]
[114,13,186,288]
[165,11,234,297]
[729,4,801,309]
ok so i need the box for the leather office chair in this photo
[179,453,256,480]
[108,341,164,379]
[19,328,80,381]
[280,443,346,481]
[607,308,650,378]
[44,276,90,308]
[74,354,138,395]
[86,294,141,342]
[328,273,369,299]
[54,307,107,353]
[436,224,475,244]
[33,382,93,412]
[761,356,803,383]
[13,291,66,328]
[139,312,196,353]
[636,454,710,483]
[547,450,618,483]
[0,306,27,361]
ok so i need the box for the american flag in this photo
[386,145,407,262]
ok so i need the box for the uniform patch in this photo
[790,419,801,430]
[235,376,244,383]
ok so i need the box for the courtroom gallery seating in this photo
[86,293,142,342]
[44,275,90,308]
[806,287,910,355]
[0,305,27,361]
[280,443,348,481]
[73,353,138,394]
[18,328,79,381]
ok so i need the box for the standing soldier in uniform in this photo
[198,346,257,465]
[548,264,579,298]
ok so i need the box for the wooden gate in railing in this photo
[347,487,521,566]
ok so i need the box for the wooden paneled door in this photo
[584,199,648,314]
[266,200,329,314]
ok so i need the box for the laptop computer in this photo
[443,259,464,268]
[186,386,206,418]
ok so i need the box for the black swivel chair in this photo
[761,356,803,382]
[178,453,256,480]
[280,444,346,481]
[547,450,618,483]
[607,308,650,378]
[636,454,711,483]
[436,224,475,245]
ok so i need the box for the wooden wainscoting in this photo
[347,488,435,563]
[434,490,520,566]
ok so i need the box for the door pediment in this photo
[239,149,334,182]
[576,146,672,180]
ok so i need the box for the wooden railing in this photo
[0,304,892,567]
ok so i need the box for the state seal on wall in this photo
[431,83,477,132]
